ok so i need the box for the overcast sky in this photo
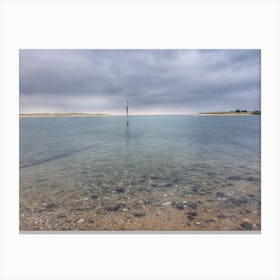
[19,49,260,115]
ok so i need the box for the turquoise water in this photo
[20,115,261,230]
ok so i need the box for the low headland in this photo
[19,113,110,118]
[199,109,261,116]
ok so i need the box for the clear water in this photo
[20,116,261,231]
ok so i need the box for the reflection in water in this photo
[125,123,130,193]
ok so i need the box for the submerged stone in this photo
[56,214,66,218]
[216,192,226,198]
[239,208,251,214]
[187,202,197,209]
[217,214,226,219]
[187,210,198,216]
[246,177,258,182]
[45,203,57,209]
[227,176,242,181]
[105,204,122,212]
[221,183,234,187]
[176,204,184,210]
[116,187,125,194]
[134,212,145,217]
[191,186,199,193]
[229,196,250,206]
[162,201,172,206]
[187,215,195,220]
[151,201,162,206]
[240,222,253,230]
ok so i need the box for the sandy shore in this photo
[20,178,261,231]
[20,114,110,118]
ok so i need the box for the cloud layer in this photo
[19,49,260,114]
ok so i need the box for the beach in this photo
[20,177,260,231]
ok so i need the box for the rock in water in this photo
[176,204,184,210]
[240,222,253,230]
[187,202,197,209]
[246,177,258,182]
[227,176,242,181]
[134,213,145,217]
[162,201,172,206]
[216,192,226,198]
[45,203,57,209]
[187,210,198,216]
[105,204,122,212]
[116,188,125,194]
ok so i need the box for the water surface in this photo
[20,115,261,231]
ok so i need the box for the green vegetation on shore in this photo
[199,109,261,115]
[19,113,110,117]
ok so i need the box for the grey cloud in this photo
[19,49,260,114]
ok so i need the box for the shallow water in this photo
[20,115,261,231]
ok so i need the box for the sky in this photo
[19,49,260,115]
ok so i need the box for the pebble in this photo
[77,219,84,224]
[90,194,99,199]
[105,204,122,212]
[191,186,199,193]
[176,204,184,210]
[216,192,226,198]
[221,183,234,187]
[116,188,125,194]
[134,212,145,217]
[56,214,66,218]
[246,177,258,182]
[227,176,242,181]
[240,222,253,230]
[217,214,226,219]
[239,209,251,214]
[229,197,249,206]
[187,210,198,216]
[162,202,171,206]
[187,202,197,209]
[45,203,57,209]
[151,201,161,206]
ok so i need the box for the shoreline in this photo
[198,113,260,116]
[19,114,110,118]
[199,111,261,116]
[19,113,260,118]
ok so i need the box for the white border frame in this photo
[1,1,280,279]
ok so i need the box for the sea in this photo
[19,115,261,231]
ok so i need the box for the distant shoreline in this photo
[19,112,261,117]
[199,111,261,116]
[19,113,110,118]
